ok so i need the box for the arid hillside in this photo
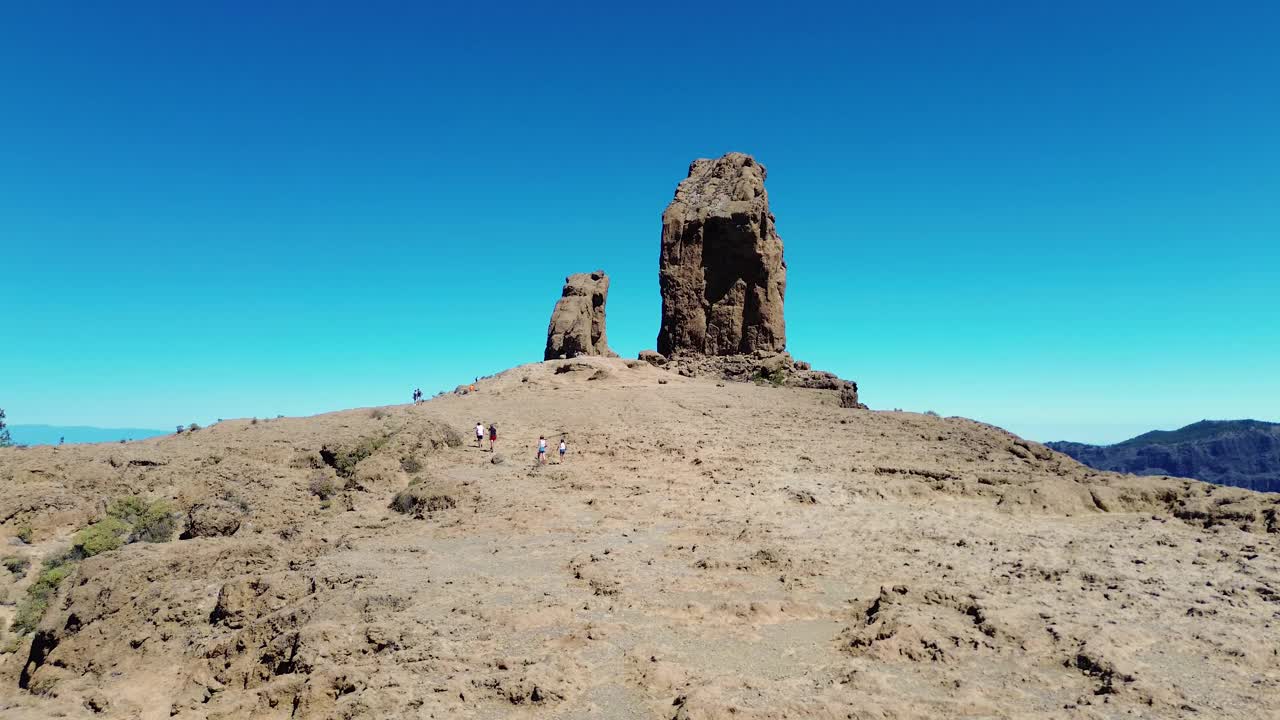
[1,357,1278,719]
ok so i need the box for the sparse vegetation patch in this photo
[320,434,391,478]
[754,367,787,387]
[107,496,179,543]
[391,479,458,517]
[11,496,178,636]
[308,471,338,500]
[13,554,76,635]
[3,555,29,578]
[73,517,130,557]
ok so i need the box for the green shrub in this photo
[12,556,76,634]
[105,496,177,543]
[11,495,172,637]
[15,525,33,544]
[106,496,150,526]
[73,517,129,558]
[2,555,29,578]
[131,500,177,543]
[188,423,201,432]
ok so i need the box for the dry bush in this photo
[308,471,338,500]
[390,479,458,517]
[320,434,390,478]
[3,555,30,578]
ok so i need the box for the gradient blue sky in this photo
[2,2,1277,444]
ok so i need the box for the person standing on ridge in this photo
[475,422,484,448]
[537,436,547,465]
[558,436,567,464]
[489,423,498,452]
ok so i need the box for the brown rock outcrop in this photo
[180,499,243,538]
[664,350,866,408]
[544,270,616,360]
[657,153,786,357]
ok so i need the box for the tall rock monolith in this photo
[656,152,786,357]
[544,270,617,360]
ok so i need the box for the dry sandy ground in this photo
[1,356,1278,719]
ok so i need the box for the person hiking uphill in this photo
[488,423,498,452]
[558,436,567,464]
[475,422,484,448]
[537,436,547,465]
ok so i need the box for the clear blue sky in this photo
[2,2,1277,444]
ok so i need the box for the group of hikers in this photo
[410,386,565,465]
[473,421,566,465]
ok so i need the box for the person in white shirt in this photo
[475,422,484,448]
[558,437,567,463]
[537,436,547,464]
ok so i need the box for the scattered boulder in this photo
[210,574,315,629]
[181,500,243,539]
[638,350,668,367]
[555,361,594,375]
[663,350,867,408]
[544,270,617,361]
[657,153,786,357]
[839,384,863,409]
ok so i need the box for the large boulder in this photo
[180,499,243,539]
[657,153,786,357]
[544,270,617,360]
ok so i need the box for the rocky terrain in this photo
[544,271,617,361]
[3,153,1276,718]
[657,153,786,358]
[1050,420,1280,493]
[2,357,1279,719]
[646,153,862,408]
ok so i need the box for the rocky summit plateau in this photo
[2,362,1279,719]
[2,155,1278,720]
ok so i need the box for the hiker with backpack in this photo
[489,423,497,452]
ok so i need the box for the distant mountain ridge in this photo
[9,424,169,446]
[1048,419,1280,493]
